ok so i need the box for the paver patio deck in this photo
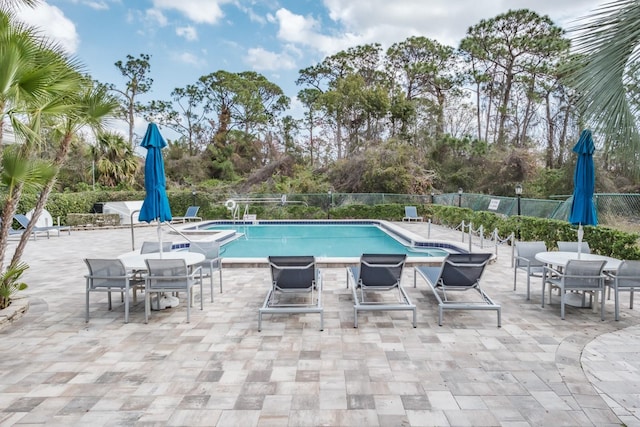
[0,221,639,426]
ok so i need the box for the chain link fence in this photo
[433,192,640,229]
[220,192,640,229]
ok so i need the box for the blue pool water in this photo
[207,223,451,258]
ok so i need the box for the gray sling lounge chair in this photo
[259,256,323,331]
[403,206,423,222]
[347,253,416,328]
[171,206,202,223]
[14,213,71,238]
[415,253,500,327]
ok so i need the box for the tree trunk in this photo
[475,82,482,142]
[497,70,514,146]
[545,92,555,168]
[11,133,72,266]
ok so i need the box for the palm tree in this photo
[91,132,140,187]
[0,0,40,9]
[10,80,120,265]
[569,0,640,176]
[0,9,85,271]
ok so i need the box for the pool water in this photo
[210,224,450,258]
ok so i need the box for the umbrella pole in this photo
[158,221,163,258]
[577,223,583,259]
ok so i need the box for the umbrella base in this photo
[151,294,180,310]
[564,292,592,308]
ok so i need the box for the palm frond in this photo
[568,0,640,174]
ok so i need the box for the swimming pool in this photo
[178,220,466,263]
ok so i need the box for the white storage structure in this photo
[102,201,144,225]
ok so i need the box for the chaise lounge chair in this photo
[347,253,416,328]
[171,206,202,223]
[402,206,424,222]
[13,213,71,238]
[415,253,500,326]
[259,255,323,331]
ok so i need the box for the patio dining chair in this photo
[415,253,500,327]
[84,258,143,323]
[144,258,203,323]
[557,241,591,254]
[140,241,174,253]
[189,241,223,298]
[513,241,547,300]
[542,259,606,320]
[606,260,640,321]
[259,256,323,331]
[347,253,415,328]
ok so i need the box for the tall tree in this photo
[145,84,209,155]
[386,36,458,140]
[197,70,289,178]
[109,53,153,146]
[460,9,569,146]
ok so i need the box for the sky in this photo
[15,0,606,140]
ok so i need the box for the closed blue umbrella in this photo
[139,123,172,224]
[569,129,598,226]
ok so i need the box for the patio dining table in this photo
[117,250,205,271]
[535,251,621,309]
[117,250,205,309]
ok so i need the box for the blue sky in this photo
[17,0,604,140]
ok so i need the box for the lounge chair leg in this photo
[353,307,358,328]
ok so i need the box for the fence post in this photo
[468,222,473,253]
[461,220,466,242]
[479,225,484,248]
[427,219,431,239]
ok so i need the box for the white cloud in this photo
[274,8,361,56]
[145,8,168,26]
[274,0,606,59]
[15,3,80,53]
[244,47,297,71]
[176,26,198,41]
[151,0,232,25]
[172,51,206,67]
[82,1,110,10]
